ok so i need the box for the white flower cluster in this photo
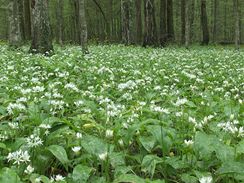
[150,105,170,114]
[106,103,125,117]
[217,119,244,137]
[118,80,137,91]
[51,174,65,182]
[26,134,43,147]
[64,83,79,92]
[7,103,26,114]
[7,150,30,165]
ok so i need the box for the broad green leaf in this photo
[0,168,22,183]
[47,145,69,165]
[236,140,244,155]
[139,136,156,152]
[180,173,198,183]
[217,161,244,174]
[114,174,146,183]
[72,164,92,183]
[141,155,162,178]
[165,157,189,170]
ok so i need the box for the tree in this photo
[56,0,64,45]
[167,0,174,41]
[8,0,22,47]
[29,0,53,55]
[159,0,167,46]
[135,0,142,44]
[185,0,190,48]
[234,0,240,49]
[121,0,131,45]
[24,0,31,40]
[143,0,157,46]
[212,0,218,43]
[200,0,209,45]
[78,0,88,53]
[181,0,186,44]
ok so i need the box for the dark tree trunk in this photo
[212,0,218,42]
[8,0,22,47]
[18,0,25,40]
[159,0,167,46]
[190,0,195,41]
[185,0,190,48]
[167,0,174,41]
[135,0,142,44]
[234,0,240,49]
[56,0,64,45]
[24,0,31,40]
[143,0,157,46]
[181,0,186,44]
[29,0,53,55]
[201,0,209,45]
[121,0,131,45]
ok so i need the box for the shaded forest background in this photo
[0,0,243,45]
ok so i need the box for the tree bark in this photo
[212,0,218,43]
[121,0,131,45]
[135,0,142,44]
[24,0,31,40]
[167,0,174,41]
[234,0,240,49]
[181,0,186,44]
[78,0,88,53]
[56,0,64,45]
[159,0,167,46]
[185,0,190,48]
[29,0,53,55]
[201,0,209,45]
[8,0,22,47]
[143,0,157,46]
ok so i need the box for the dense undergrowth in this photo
[0,44,243,183]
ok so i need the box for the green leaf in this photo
[72,164,92,183]
[0,168,22,183]
[236,140,244,155]
[141,155,162,178]
[165,157,189,170]
[0,142,7,150]
[47,145,69,166]
[180,173,198,183]
[139,136,156,152]
[114,174,146,183]
[217,161,244,174]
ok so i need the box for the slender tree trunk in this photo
[8,0,22,47]
[143,0,157,46]
[24,0,31,40]
[78,0,88,53]
[29,0,53,55]
[212,0,218,43]
[56,0,64,45]
[234,0,240,49]
[135,0,142,44]
[18,0,25,40]
[185,0,190,48]
[181,0,186,44]
[121,0,131,45]
[201,0,209,45]
[190,0,195,41]
[159,0,167,46]
[167,0,174,41]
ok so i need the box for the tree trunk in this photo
[135,0,142,44]
[212,0,218,43]
[56,0,64,45]
[18,0,25,40]
[78,0,88,53]
[167,0,174,41]
[234,0,240,49]
[8,0,22,47]
[185,0,190,48]
[29,0,53,55]
[121,0,131,45]
[159,0,167,46]
[190,0,195,41]
[24,0,31,40]
[143,0,157,46]
[201,0,209,45]
[181,0,186,44]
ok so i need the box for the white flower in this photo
[199,176,213,183]
[26,135,43,148]
[72,146,81,153]
[184,139,194,146]
[76,132,82,139]
[39,124,51,129]
[24,165,34,174]
[105,129,113,138]
[34,177,42,183]
[55,174,65,181]
[175,98,188,106]
[7,150,30,165]
[118,139,124,147]
[8,122,19,129]
[7,103,26,114]
[74,100,84,107]
[98,152,108,161]
[64,83,79,92]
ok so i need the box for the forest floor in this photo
[0,44,243,183]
